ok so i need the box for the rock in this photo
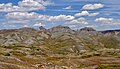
[80,27,96,31]
[39,26,47,32]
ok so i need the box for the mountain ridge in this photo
[1,25,120,33]
[0,25,120,46]
[0,25,120,69]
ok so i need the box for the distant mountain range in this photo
[0,25,120,69]
[0,25,120,48]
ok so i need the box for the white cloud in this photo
[0,3,31,12]
[6,12,75,25]
[75,11,89,17]
[38,14,51,21]
[48,15,75,22]
[34,0,54,6]
[18,0,45,11]
[0,0,54,12]
[63,6,72,10]
[23,25,29,27]
[19,0,54,10]
[95,17,120,26]
[74,11,99,17]
[0,3,14,12]
[86,25,97,28]
[89,12,99,16]
[6,12,75,22]
[82,3,104,10]
[6,12,39,25]
[67,17,88,25]
[95,17,113,22]
[33,23,45,26]
[6,12,39,19]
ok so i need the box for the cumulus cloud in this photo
[67,17,88,25]
[6,12,75,22]
[0,0,54,12]
[38,14,51,21]
[0,3,14,12]
[74,11,99,17]
[5,12,76,26]
[48,15,75,22]
[95,17,120,26]
[75,11,89,17]
[63,6,72,10]
[18,0,46,11]
[82,3,104,10]
[34,0,54,6]
[6,12,40,25]
[33,23,45,26]
[6,12,39,19]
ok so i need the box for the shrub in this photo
[10,51,26,56]
[81,54,92,58]
[96,64,120,69]
[2,52,11,56]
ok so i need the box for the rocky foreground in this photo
[0,25,120,69]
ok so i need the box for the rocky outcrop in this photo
[39,26,47,32]
[80,27,96,31]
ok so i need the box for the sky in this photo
[0,0,120,30]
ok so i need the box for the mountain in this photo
[0,26,120,69]
[48,25,75,33]
[80,27,96,31]
[101,29,120,36]
[0,26,120,48]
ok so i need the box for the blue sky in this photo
[0,0,120,30]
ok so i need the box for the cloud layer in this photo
[0,0,119,30]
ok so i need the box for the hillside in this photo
[0,26,120,69]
